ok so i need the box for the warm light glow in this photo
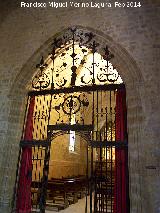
[69,131,75,152]
[31,44,123,91]
[69,114,76,152]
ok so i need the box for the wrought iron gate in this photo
[12,27,129,213]
[87,88,129,213]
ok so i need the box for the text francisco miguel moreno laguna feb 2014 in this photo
[20,1,142,8]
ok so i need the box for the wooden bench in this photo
[47,179,69,210]
[31,176,88,211]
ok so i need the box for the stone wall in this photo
[0,0,159,212]
[49,134,88,179]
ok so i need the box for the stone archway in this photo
[1,26,145,213]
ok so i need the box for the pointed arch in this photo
[7,26,144,213]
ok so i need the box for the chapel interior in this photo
[28,42,123,212]
[0,1,159,213]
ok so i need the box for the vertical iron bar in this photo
[92,42,95,85]
[105,103,108,213]
[51,49,55,89]
[90,146,93,213]
[96,90,99,212]
[114,90,117,213]
[106,146,108,213]
[85,143,89,213]
[48,94,53,126]
[72,29,75,67]
[83,97,85,125]
[100,144,102,213]
[91,71,95,213]
[97,90,99,138]
[110,91,113,212]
